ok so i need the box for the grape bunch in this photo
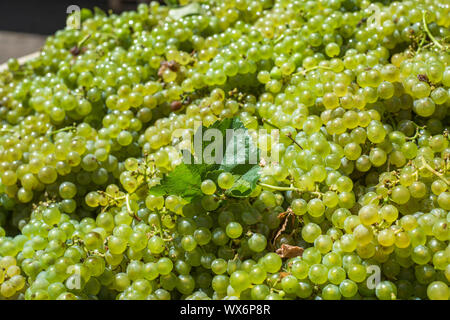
[0,0,449,300]
[0,256,26,299]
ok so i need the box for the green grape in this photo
[291,199,307,215]
[217,172,235,190]
[347,264,367,283]
[248,233,267,252]
[391,186,410,205]
[261,253,282,273]
[212,275,229,294]
[302,223,322,243]
[359,205,379,226]
[37,166,57,184]
[427,281,449,300]
[108,236,127,255]
[201,179,217,195]
[181,235,197,252]
[58,182,77,199]
[369,148,387,167]
[226,222,243,239]
[314,235,333,254]
[296,280,313,299]
[380,205,399,223]
[157,257,173,275]
[148,236,165,254]
[411,245,432,265]
[291,261,309,280]
[323,252,342,268]
[340,234,357,252]
[322,284,341,300]
[378,229,396,247]
[339,279,358,298]
[281,274,299,294]
[307,198,325,217]
[176,274,195,295]
[328,266,346,285]
[249,266,267,285]
[375,281,397,300]
[43,207,61,226]
[303,247,322,265]
[308,264,328,285]
[230,271,250,292]
[251,284,270,300]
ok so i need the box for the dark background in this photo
[0,0,167,63]
[0,0,109,35]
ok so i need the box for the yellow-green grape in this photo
[380,205,398,223]
[359,205,380,226]
[85,191,100,208]
[353,224,373,246]
[217,172,235,190]
[427,281,449,300]
[201,179,217,195]
[1,281,16,298]
[377,229,395,247]
[145,194,165,210]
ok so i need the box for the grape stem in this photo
[78,34,92,48]
[293,66,333,76]
[47,126,76,137]
[258,183,322,197]
[125,194,142,221]
[261,119,303,150]
[416,34,427,54]
[406,124,425,141]
[262,119,280,129]
[420,158,449,185]
[154,209,164,239]
[259,183,300,192]
[286,132,303,150]
[387,155,390,172]
[422,11,444,50]
[99,191,126,201]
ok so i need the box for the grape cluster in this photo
[0,0,449,300]
[0,256,26,299]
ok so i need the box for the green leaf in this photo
[149,117,261,202]
[219,118,260,176]
[198,117,232,165]
[168,2,201,20]
[226,165,261,198]
[148,162,204,201]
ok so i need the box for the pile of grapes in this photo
[0,0,449,300]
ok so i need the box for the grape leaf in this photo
[149,117,261,201]
[218,118,260,175]
[226,165,260,198]
[202,117,260,197]
[148,162,204,201]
